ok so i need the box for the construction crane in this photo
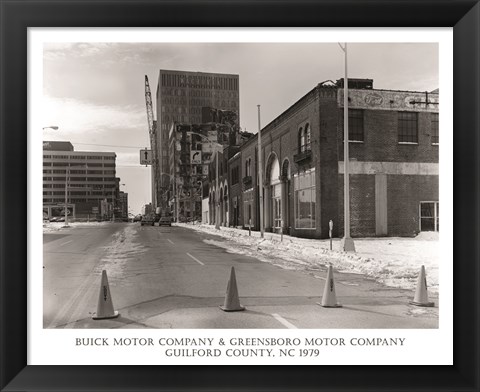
[144,75,158,208]
[144,75,155,136]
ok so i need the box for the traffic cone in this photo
[92,270,120,319]
[220,267,245,312]
[409,265,434,307]
[317,264,342,308]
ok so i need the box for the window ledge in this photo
[398,142,419,145]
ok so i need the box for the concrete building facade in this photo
[43,141,120,220]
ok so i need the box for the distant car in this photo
[133,214,142,222]
[140,214,155,226]
[158,216,172,227]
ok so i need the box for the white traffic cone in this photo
[220,267,245,312]
[92,270,120,319]
[317,264,342,308]
[409,265,434,307]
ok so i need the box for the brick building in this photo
[236,79,439,238]
[228,151,242,227]
[240,136,259,230]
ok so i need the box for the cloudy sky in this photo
[42,42,438,214]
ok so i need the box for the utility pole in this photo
[111,186,115,222]
[339,43,355,252]
[257,105,264,238]
[215,149,220,230]
[63,162,70,228]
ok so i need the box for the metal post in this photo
[63,164,69,227]
[111,187,115,222]
[329,219,333,250]
[215,149,220,230]
[339,43,355,252]
[280,219,283,242]
[249,218,251,236]
[257,105,264,238]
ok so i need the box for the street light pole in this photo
[63,162,70,228]
[339,42,355,252]
[257,105,264,238]
[215,149,220,230]
[111,186,115,222]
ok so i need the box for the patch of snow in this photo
[177,223,439,293]
[42,221,112,233]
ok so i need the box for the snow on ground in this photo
[42,221,112,233]
[177,223,439,293]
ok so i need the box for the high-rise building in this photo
[118,191,128,221]
[42,141,120,220]
[154,70,240,209]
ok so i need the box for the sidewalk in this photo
[177,223,439,293]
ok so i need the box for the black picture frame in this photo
[1,1,479,391]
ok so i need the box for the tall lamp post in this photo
[63,159,70,228]
[120,183,126,221]
[338,43,355,252]
[111,186,115,222]
[257,105,264,238]
[215,149,220,230]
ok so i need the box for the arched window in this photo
[304,123,311,150]
[298,127,304,152]
[298,123,311,153]
[245,158,251,177]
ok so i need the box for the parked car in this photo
[133,214,142,222]
[158,216,172,227]
[140,214,155,226]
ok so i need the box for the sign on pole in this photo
[190,151,202,164]
[140,149,152,165]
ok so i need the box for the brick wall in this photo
[240,138,258,229]
[337,174,376,237]
[228,154,242,226]
[387,175,438,236]
[337,174,439,237]
[338,110,439,163]
[318,100,340,238]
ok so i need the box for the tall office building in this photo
[43,141,120,220]
[154,70,240,209]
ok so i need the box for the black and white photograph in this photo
[22,27,454,368]
[42,40,441,331]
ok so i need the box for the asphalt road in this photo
[43,223,438,329]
